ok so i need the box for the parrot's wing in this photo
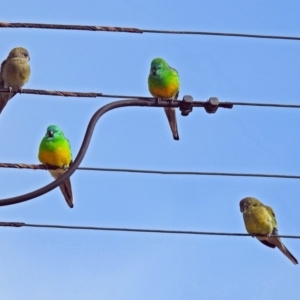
[0,58,16,114]
[265,205,278,228]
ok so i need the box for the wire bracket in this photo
[204,97,220,113]
[180,95,193,116]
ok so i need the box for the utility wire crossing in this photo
[1,88,300,109]
[2,163,300,180]
[1,221,299,239]
[1,21,300,41]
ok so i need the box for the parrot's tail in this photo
[274,237,298,265]
[59,178,74,208]
[164,107,179,141]
[49,169,74,208]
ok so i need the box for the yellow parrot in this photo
[240,197,298,265]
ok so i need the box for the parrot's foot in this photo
[18,87,23,94]
[8,87,12,93]
[157,97,173,105]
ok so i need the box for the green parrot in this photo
[240,197,298,265]
[0,47,30,113]
[38,125,74,208]
[148,58,180,140]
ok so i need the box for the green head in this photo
[239,197,263,213]
[8,47,30,61]
[149,58,169,77]
[44,125,64,140]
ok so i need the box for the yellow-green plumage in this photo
[240,197,298,265]
[39,125,74,208]
[148,75,179,99]
[0,47,30,113]
[148,58,180,140]
[39,142,72,167]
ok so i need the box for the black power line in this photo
[1,88,300,109]
[1,221,299,239]
[1,163,300,180]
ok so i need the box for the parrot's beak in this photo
[151,68,157,75]
[240,200,249,212]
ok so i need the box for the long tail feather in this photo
[58,178,74,208]
[272,237,298,265]
[164,107,179,140]
[49,169,74,208]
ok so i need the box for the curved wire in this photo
[0,97,298,207]
[0,99,183,206]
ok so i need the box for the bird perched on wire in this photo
[38,125,74,208]
[240,197,298,265]
[148,58,180,140]
[0,47,31,114]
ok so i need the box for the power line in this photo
[1,88,300,109]
[0,22,142,33]
[1,21,300,41]
[232,102,300,108]
[78,168,300,180]
[0,221,299,239]
[2,163,300,180]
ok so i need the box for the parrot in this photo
[240,197,298,265]
[38,125,74,208]
[148,58,180,140]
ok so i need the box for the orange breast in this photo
[39,146,71,167]
[150,83,178,99]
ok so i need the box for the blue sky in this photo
[0,1,300,299]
